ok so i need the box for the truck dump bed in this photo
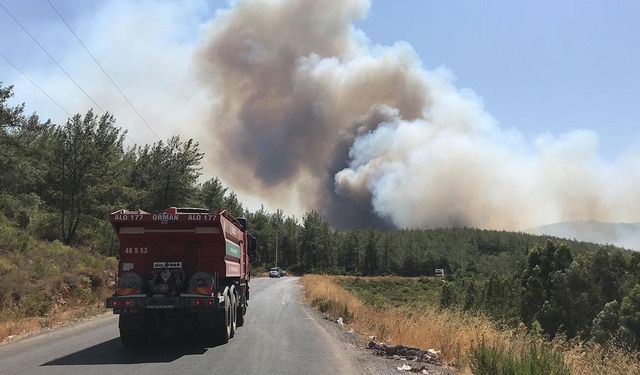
[110,207,248,281]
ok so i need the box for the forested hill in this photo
[532,220,640,251]
[271,225,635,277]
[4,81,640,350]
[1,81,636,277]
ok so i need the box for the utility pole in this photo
[275,233,278,268]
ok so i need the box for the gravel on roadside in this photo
[304,303,456,375]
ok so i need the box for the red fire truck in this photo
[105,207,255,346]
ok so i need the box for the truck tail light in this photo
[110,299,136,308]
[192,298,214,308]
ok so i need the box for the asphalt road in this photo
[0,277,357,375]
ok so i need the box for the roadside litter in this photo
[368,341,441,366]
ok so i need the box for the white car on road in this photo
[269,267,284,278]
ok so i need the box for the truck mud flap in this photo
[119,314,145,330]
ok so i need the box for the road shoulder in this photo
[0,311,116,348]
[299,281,455,375]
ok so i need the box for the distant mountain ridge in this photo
[529,221,640,251]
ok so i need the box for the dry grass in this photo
[301,275,640,374]
[556,338,640,375]
[301,274,498,367]
[0,291,111,344]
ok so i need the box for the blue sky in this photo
[1,0,639,156]
[357,1,640,157]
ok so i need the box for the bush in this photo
[312,297,338,314]
[17,291,52,317]
[311,297,353,322]
[0,217,116,321]
[470,339,570,375]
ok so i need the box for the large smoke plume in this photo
[196,0,640,231]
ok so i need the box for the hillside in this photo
[303,275,640,374]
[0,215,117,341]
[530,221,640,251]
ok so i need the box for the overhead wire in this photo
[0,0,104,112]
[1,53,139,143]
[47,0,161,140]
[1,52,71,117]
[0,1,144,144]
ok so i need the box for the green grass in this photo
[310,297,354,323]
[338,276,443,309]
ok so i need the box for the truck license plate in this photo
[153,262,182,269]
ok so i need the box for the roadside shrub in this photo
[342,304,354,323]
[0,217,116,323]
[17,291,52,317]
[312,297,338,314]
[470,339,570,375]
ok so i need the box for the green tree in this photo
[0,84,54,197]
[591,300,620,344]
[592,248,625,303]
[381,233,393,274]
[364,229,379,275]
[483,274,520,322]
[300,210,323,272]
[0,83,23,129]
[199,177,227,211]
[48,110,125,244]
[223,191,244,218]
[440,282,456,308]
[341,230,362,274]
[131,136,203,211]
[279,215,300,269]
[245,206,273,266]
[520,241,576,334]
[619,284,640,349]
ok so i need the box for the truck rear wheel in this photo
[209,293,231,345]
[229,291,237,338]
[236,301,245,327]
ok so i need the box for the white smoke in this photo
[196,0,640,231]
[196,0,429,215]
[336,83,640,229]
[6,0,640,232]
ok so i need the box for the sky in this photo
[1,0,639,155]
[1,0,640,227]
[355,1,640,158]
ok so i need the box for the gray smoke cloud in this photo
[196,0,427,223]
[196,0,640,231]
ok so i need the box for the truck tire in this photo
[229,291,237,338]
[236,301,245,327]
[210,293,231,345]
